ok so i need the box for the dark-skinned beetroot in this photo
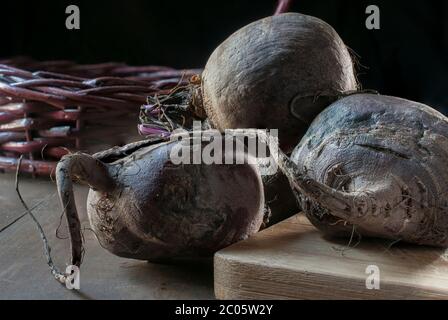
[56,136,264,270]
[199,12,358,152]
[140,12,355,225]
[273,94,448,247]
[141,13,358,153]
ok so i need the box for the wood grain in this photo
[214,214,448,300]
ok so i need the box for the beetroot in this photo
[55,136,264,271]
[141,12,358,153]
[200,12,357,152]
[140,12,356,225]
[274,94,448,247]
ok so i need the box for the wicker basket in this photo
[0,57,200,176]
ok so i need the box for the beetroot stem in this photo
[275,0,293,15]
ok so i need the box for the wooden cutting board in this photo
[214,214,448,300]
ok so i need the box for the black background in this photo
[1,0,447,112]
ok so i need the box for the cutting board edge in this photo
[214,249,448,300]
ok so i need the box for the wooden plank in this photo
[0,175,214,300]
[214,215,448,300]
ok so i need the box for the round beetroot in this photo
[140,13,358,153]
[200,12,358,152]
[275,94,448,247]
[56,137,265,270]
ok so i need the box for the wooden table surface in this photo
[215,215,448,300]
[0,173,214,300]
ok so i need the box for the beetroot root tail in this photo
[55,153,115,268]
[259,130,375,223]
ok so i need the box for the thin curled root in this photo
[139,79,207,137]
[332,225,362,256]
[15,156,68,283]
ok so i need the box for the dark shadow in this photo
[120,258,215,299]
